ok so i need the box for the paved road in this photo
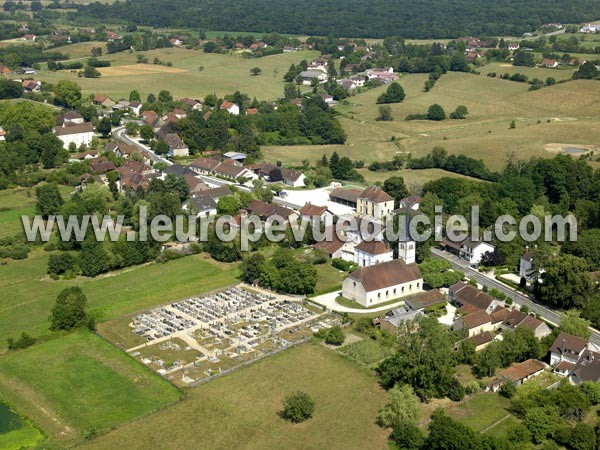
[431,247,600,347]
[113,126,173,166]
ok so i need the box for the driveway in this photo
[310,291,405,314]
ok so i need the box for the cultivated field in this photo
[36,48,320,100]
[0,330,181,446]
[77,343,389,450]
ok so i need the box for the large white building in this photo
[342,259,423,307]
[356,185,394,220]
[353,240,393,267]
[54,122,94,149]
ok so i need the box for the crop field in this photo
[0,244,240,350]
[35,48,320,100]
[57,41,108,59]
[483,61,576,81]
[0,330,181,446]
[77,343,389,450]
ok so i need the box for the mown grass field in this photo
[447,392,511,433]
[0,248,240,350]
[77,343,389,450]
[0,331,181,446]
[35,48,319,100]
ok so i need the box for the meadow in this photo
[0,248,241,350]
[77,343,389,450]
[264,73,600,171]
[35,47,320,100]
[0,331,181,446]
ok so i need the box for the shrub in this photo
[325,325,345,346]
[499,382,517,398]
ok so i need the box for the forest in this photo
[75,0,600,38]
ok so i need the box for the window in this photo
[393,288,397,294]
[386,290,389,296]
[409,284,412,290]
[402,286,405,292]
[353,281,356,287]
[378,292,381,298]
[417,282,420,288]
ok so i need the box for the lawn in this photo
[338,339,393,367]
[314,263,346,295]
[34,48,320,100]
[483,61,576,81]
[0,248,241,350]
[77,343,389,450]
[0,330,181,445]
[447,392,511,433]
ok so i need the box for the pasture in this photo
[35,47,320,100]
[77,343,389,450]
[0,331,181,445]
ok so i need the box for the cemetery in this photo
[126,286,338,385]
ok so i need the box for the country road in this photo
[431,247,600,346]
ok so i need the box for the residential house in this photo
[449,282,504,315]
[356,185,394,220]
[365,67,398,83]
[570,350,600,383]
[404,289,445,312]
[466,331,495,351]
[249,162,305,187]
[299,203,329,223]
[188,195,217,218]
[93,94,115,108]
[196,186,233,202]
[378,307,423,333]
[453,309,494,337]
[244,199,295,223]
[179,98,203,110]
[342,258,423,307]
[542,58,559,68]
[353,240,393,267]
[164,133,189,157]
[507,42,520,51]
[399,195,421,211]
[550,332,589,368]
[245,108,258,115]
[141,110,160,128]
[220,101,240,115]
[313,232,345,260]
[183,174,209,194]
[441,236,495,265]
[129,102,142,115]
[62,111,84,125]
[54,122,94,149]
[21,80,41,93]
[161,163,195,178]
[212,161,254,181]
[299,70,328,85]
[496,308,552,339]
[189,157,221,175]
[90,160,117,174]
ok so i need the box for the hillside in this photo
[75,0,599,39]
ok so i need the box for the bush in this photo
[281,391,315,423]
[332,258,354,272]
[47,252,75,275]
[7,332,36,350]
[446,379,465,401]
[499,382,517,398]
[325,325,345,346]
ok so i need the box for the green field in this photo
[447,392,511,433]
[0,247,240,350]
[77,343,389,450]
[0,331,181,445]
[35,47,319,100]
[0,403,44,450]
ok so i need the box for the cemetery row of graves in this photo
[122,287,340,386]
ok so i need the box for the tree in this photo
[47,253,75,276]
[125,121,139,137]
[49,286,88,331]
[217,196,241,215]
[573,61,599,80]
[376,105,393,121]
[139,124,155,143]
[383,176,408,204]
[377,82,405,104]
[523,406,561,444]
[513,50,536,67]
[425,409,480,449]
[561,229,600,271]
[391,423,423,450]
[499,382,516,398]
[325,325,345,346]
[539,255,594,309]
[378,384,420,430]
[560,310,591,339]
[0,79,23,99]
[427,103,446,121]
[569,422,597,450]
[129,90,141,102]
[510,120,516,129]
[36,183,64,218]
[82,66,101,78]
[449,105,468,119]
[96,117,112,137]
[158,89,172,103]
[250,67,262,76]
[281,391,315,423]
[54,80,82,108]
[240,253,265,283]
[79,236,110,277]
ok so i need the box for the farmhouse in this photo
[353,240,393,267]
[21,80,41,92]
[356,185,394,220]
[248,162,305,187]
[542,58,559,68]
[54,122,94,148]
[449,282,504,315]
[342,259,423,307]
